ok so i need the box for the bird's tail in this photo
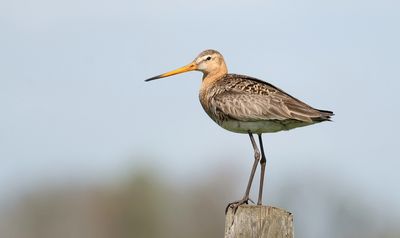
[315,109,334,121]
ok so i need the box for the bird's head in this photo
[145,49,227,82]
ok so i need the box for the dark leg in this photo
[257,134,266,205]
[226,132,261,214]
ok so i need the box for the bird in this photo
[145,49,333,213]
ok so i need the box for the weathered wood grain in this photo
[224,205,293,238]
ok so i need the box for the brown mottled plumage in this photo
[146,49,333,213]
[199,73,332,134]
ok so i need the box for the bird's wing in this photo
[212,75,323,122]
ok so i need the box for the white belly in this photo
[218,119,312,134]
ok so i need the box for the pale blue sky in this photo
[1,0,399,223]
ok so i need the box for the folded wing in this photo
[212,75,333,123]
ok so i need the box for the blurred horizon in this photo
[1,0,400,237]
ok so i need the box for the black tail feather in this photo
[313,109,334,122]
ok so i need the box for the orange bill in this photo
[145,62,197,82]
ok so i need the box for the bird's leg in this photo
[226,132,261,214]
[257,134,266,205]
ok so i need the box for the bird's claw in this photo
[248,198,255,204]
[225,196,251,214]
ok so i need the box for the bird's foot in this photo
[225,196,254,214]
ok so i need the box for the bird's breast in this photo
[199,86,218,121]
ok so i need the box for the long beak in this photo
[145,62,197,82]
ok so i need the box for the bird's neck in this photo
[201,64,228,86]
[202,71,226,88]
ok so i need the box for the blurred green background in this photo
[1,0,400,237]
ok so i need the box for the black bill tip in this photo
[144,75,161,82]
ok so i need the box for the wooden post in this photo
[224,205,293,238]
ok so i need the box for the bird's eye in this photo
[206,56,211,61]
